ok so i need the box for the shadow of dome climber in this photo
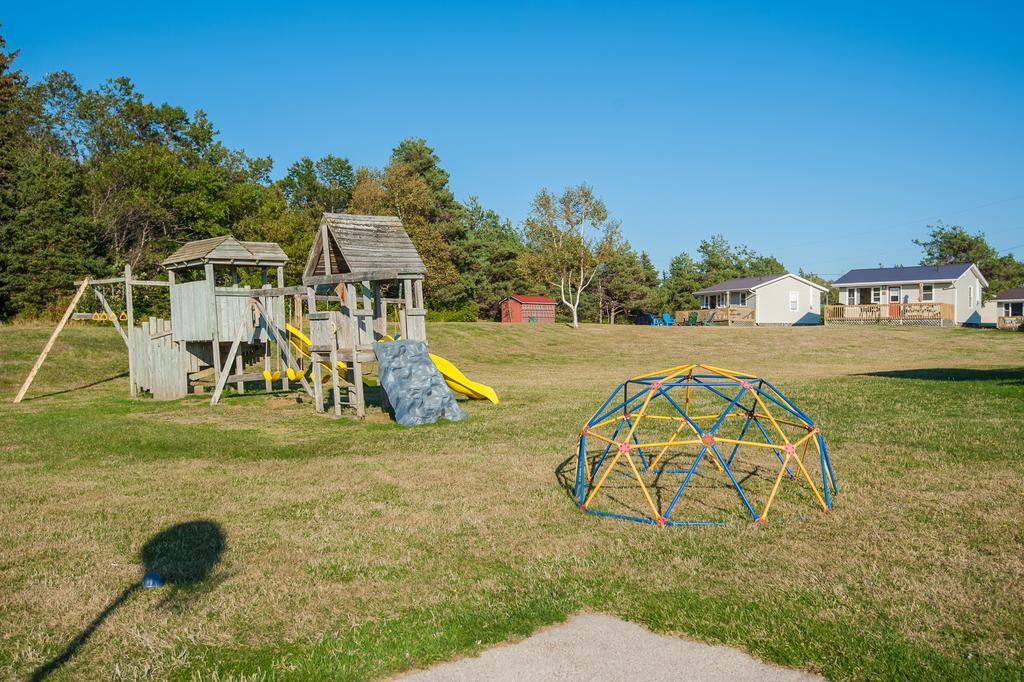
[30,520,227,681]
[572,364,836,526]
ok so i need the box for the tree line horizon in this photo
[1,31,1021,325]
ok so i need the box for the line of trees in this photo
[1,31,1020,325]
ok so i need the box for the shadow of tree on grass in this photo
[31,520,226,681]
[854,367,1024,384]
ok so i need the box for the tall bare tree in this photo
[521,183,615,328]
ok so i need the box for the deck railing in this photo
[823,302,955,325]
[675,307,755,326]
[997,316,1024,330]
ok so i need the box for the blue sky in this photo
[6,1,1023,275]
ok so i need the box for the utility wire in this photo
[800,192,1024,273]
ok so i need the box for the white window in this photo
[739,292,747,306]
[789,291,799,311]
[871,287,881,303]
[968,286,974,307]
[845,289,854,305]
[922,284,933,302]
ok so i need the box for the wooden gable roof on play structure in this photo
[161,236,289,270]
[303,213,427,280]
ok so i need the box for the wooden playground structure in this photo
[13,214,440,418]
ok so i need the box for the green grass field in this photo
[1,322,1023,680]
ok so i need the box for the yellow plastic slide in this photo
[429,353,499,404]
[283,323,346,382]
[379,334,497,404]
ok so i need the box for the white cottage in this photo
[689,273,827,326]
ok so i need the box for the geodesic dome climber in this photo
[573,364,836,526]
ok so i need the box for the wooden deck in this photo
[823,302,955,326]
[997,316,1024,330]
[675,307,755,326]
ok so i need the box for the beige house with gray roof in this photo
[828,263,987,326]
[688,273,828,326]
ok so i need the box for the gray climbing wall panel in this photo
[374,340,468,426]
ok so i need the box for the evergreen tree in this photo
[0,29,29,317]
[0,146,103,316]
[661,252,702,311]
[597,228,656,323]
[450,197,525,319]
[661,235,787,312]
[347,160,462,307]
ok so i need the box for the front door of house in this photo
[888,286,901,317]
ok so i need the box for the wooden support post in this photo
[414,278,424,308]
[235,349,245,394]
[210,314,250,406]
[205,263,222,382]
[344,282,359,410]
[13,278,90,403]
[372,282,384,339]
[321,222,333,276]
[414,278,426,341]
[278,266,288,391]
[232,264,245,393]
[360,280,372,345]
[262,268,271,392]
[292,292,303,374]
[351,351,365,418]
[306,285,317,314]
[125,264,137,398]
[311,351,324,413]
[329,346,342,417]
[401,279,412,338]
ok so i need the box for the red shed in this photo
[500,295,557,323]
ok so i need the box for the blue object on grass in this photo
[142,571,165,588]
[644,313,662,326]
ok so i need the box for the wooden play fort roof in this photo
[304,213,427,281]
[161,236,289,269]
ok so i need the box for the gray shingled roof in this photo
[834,263,972,285]
[304,213,427,279]
[161,236,288,269]
[993,287,1024,301]
[694,274,787,295]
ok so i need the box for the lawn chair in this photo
[684,312,698,326]
[644,312,662,326]
[700,311,717,326]
[661,312,676,326]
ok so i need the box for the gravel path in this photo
[400,613,823,681]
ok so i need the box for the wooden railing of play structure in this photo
[823,302,954,325]
[997,316,1024,330]
[675,307,755,326]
